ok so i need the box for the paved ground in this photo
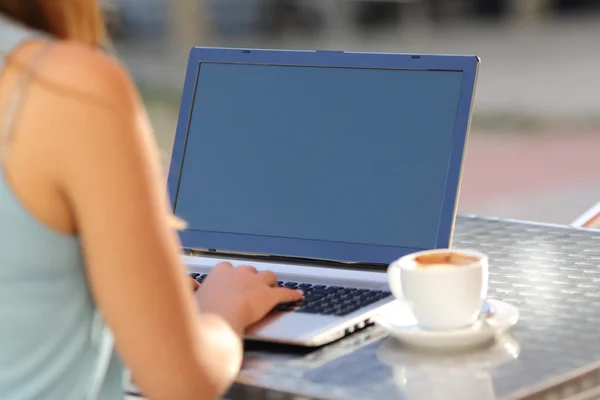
[128,17,600,226]
[458,132,600,224]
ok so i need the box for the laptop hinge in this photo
[181,248,388,272]
[183,248,211,257]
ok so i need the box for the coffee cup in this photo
[387,249,488,330]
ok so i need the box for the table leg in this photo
[509,0,548,24]
[313,0,356,44]
[167,0,211,51]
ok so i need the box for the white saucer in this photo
[373,299,519,351]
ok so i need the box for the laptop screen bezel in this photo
[167,48,479,265]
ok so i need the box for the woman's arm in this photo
[40,43,242,400]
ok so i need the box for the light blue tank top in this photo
[0,15,125,400]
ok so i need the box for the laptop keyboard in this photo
[190,273,392,317]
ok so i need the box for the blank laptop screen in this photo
[173,63,463,249]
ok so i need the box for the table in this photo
[224,215,600,400]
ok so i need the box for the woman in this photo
[0,1,301,399]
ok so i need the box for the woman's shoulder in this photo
[0,40,148,237]
[10,39,139,112]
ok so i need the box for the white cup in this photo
[387,249,488,330]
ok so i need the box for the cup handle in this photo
[386,261,404,301]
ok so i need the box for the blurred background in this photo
[106,0,600,225]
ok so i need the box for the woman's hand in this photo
[194,262,303,336]
[190,276,200,292]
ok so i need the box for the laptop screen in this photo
[173,62,463,252]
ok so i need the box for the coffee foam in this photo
[414,252,480,268]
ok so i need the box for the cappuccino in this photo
[414,251,480,268]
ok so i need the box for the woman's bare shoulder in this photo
[11,40,139,112]
[0,41,148,236]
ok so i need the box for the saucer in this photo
[373,299,519,350]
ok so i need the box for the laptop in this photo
[167,47,479,347]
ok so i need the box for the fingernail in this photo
[296,289,304,295]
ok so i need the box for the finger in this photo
[215,262,233,270]
[271,287,304,305]
[190,278,200,292]
[258,270,278,286]
[237,265,258,274]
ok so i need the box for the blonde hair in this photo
[0,0,105,46]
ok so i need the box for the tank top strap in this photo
[0,13,53,162]
[0,42,54,161]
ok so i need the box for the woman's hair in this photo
[0,0,105,46]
